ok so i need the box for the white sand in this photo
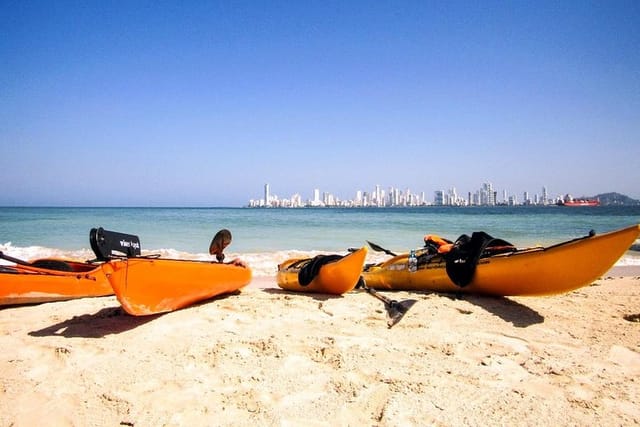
[1,269,639,426]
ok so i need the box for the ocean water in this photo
[1,206,639,276]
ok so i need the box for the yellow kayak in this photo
[362,224,640,296]
[277,247,367,295]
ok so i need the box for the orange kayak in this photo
[362,224,640,296]
[0,258,112,306]
[277,247,368,295]
[102,257,252,316]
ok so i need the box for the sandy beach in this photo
[1,267,639,426]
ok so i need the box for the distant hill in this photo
[591,192,640,206]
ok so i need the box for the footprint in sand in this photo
[608,345,640,375]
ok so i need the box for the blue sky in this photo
[2,1,639,206]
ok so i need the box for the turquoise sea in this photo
[1,206,639,276]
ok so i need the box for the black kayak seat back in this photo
[90,227,141,261]
[444,231,515,288]
[298,254,344,286]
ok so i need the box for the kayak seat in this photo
[90,227,141,261]
[30,259,73,271]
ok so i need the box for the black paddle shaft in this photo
[0,251,30,266]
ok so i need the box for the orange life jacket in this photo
[423,234,454,254]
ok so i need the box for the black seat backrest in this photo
[90,227,141,261]
[444,232,515,288]
[298,254,344,286]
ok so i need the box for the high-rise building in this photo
[434,190,444,205]
[480,182,495,206]
[311,188,322,206]
[264,183,271,207]
[355,190,363,206]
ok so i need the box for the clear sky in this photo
[2,1,639,206]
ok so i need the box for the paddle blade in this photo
[210,229,233,262]
[366,241,397,256]
[386,299,417,328]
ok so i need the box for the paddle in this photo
[357,277,416,328]
[366,241,397,257]
[209,229,232,262]
[0,250,31,266]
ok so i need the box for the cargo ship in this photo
[557,198,600,207]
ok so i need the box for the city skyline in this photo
[248,182,579,208]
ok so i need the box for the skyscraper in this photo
[434,190,444,205]
[264,183,271,207]
[481,182,495,206]
[312,188,321,206]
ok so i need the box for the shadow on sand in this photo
[29,306,163,338]
[262,287,418,328]
[444,293,545,327]
[262,287,350,302]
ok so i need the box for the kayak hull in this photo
[277,247,367,295]
[362,224,640,296]
[0,259,112,306]
[103,258,252,315]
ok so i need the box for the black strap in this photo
[297,254,344,286]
